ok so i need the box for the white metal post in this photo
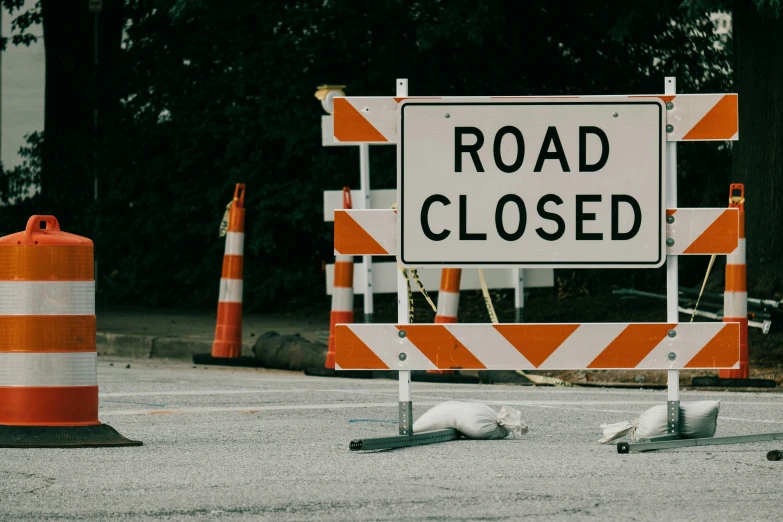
[665,77,680,435]
[396,78,412,436]
[514,268,524,322]
[359,143,374,323]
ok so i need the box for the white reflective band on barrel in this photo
[724,291,748,317]
[0,352,97,386]
[218,278,243,303]
[332,287,353,312]
[436,291,460,318]
[727,238,746,265]
[224,232,245,256]
[0,281,95,315]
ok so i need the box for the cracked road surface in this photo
[1,359,782,521]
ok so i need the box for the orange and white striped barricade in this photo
[0,215,142,448]
[194,184,262,367]
[333,78,781,454]
[323,188,554,320]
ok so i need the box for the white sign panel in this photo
[398,99,666,268]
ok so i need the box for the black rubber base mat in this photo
[0,424,143,448]
[192,354,265,367]
[411,372,480,384]
[303,367,376,379]
[692,376,777,388]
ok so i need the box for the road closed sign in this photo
[398,98,666,268]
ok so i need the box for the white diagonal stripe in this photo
[641,323,737,370]
[224,232,244,256]
[666,208,737,255]
[539,323,626,369]
[218,278,243,303]
[352,210,397,255]
[0,281,94,315]
[0,352,96,386]
[448,325,534,369]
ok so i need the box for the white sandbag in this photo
[412,401,528,440]
[599,400,720,443]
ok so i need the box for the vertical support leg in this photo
[399,371,412,436]
[396,78,412,437]
[665,76,681,437]
[359,143,374,323]
[514,268,524,323]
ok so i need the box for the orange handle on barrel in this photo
[23,215,61,244]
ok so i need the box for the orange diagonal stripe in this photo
[588,324,673,369]
[333,98,387,142]
[334,212,389,255]
[334,325,389,370]
[400,325,486,370]
[683,209,739,254]
[682,95,738,140]
[494,324,578,368]
[666,209,676,217]
[684,324,740,368]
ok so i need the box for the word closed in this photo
[398,99,666,267]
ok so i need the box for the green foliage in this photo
[0,0,41,50]
[1,0,741,309]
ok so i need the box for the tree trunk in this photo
[40,0,94,230]
[732,2,783,295]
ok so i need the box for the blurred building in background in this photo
[1,0,44,170]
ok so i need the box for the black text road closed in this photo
[397,99,666,268]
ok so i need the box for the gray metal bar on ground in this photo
[349,429,459,451]
[618,432,783,453]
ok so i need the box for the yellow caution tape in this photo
[219,201,232,237]
[691,254,717,322]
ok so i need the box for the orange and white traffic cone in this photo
[721,184,749,380]
[693,184,777,388]
[0,215,141,447]
[326,187,355,369]
[212,184,246,359]
[427,269,462,375]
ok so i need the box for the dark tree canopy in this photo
[3,0,767,310]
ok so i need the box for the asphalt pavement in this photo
[2,358,782,521]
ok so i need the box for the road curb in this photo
[97,332,254,361]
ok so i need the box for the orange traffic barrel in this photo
[212,184,246,358]
[0,215,142,447]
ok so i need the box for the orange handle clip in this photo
[233,183,246,209]
[729,183,744,211]
[342,186,353,210]
[23,215,60,244]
